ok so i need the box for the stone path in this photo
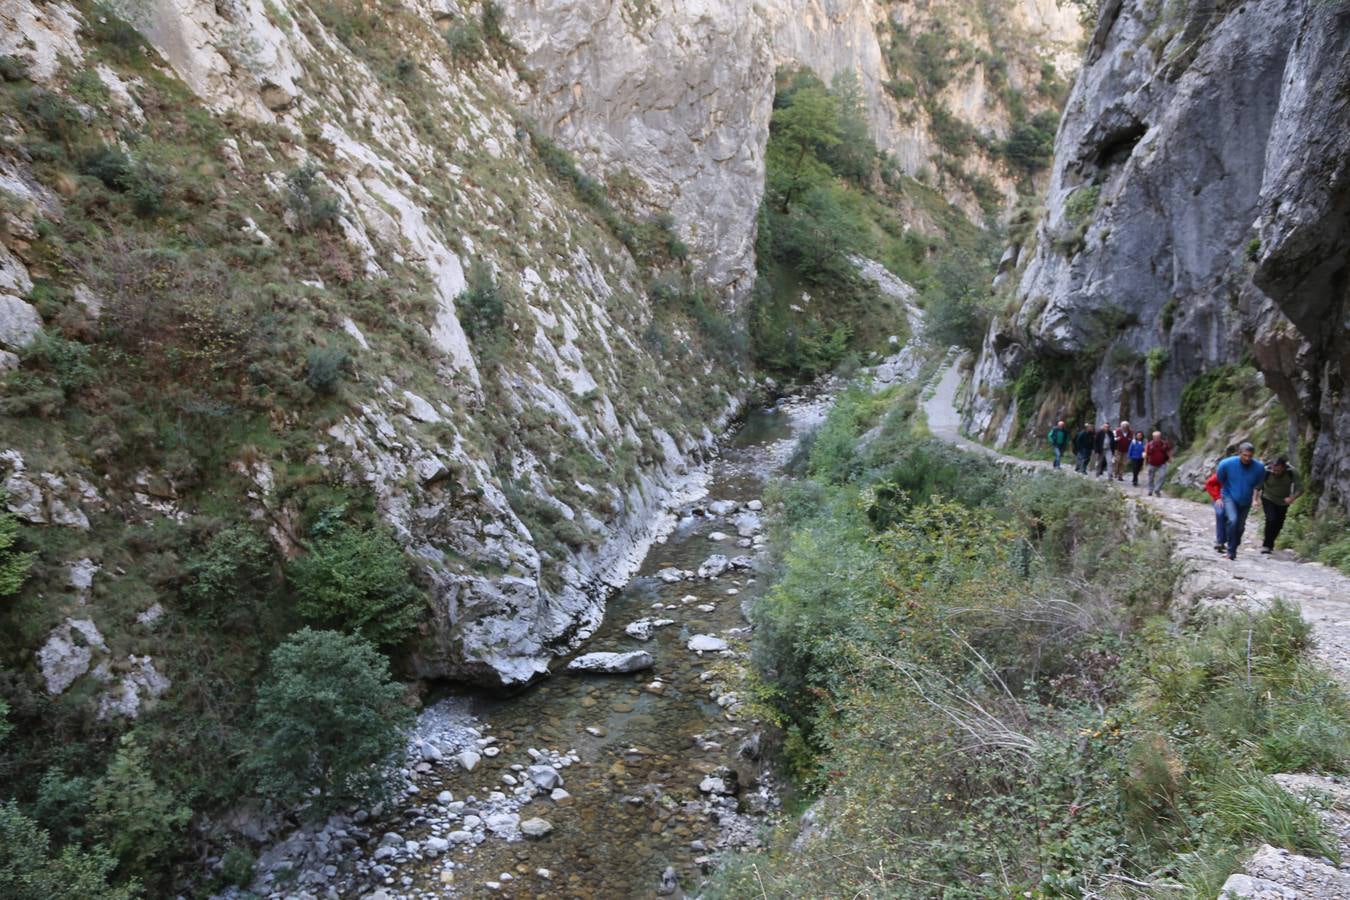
[923,361,1350,899]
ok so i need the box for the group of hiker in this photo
[1046,423,1301,561]
[1046,420,1175,495]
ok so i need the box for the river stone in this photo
[747,500,763,511]
[520,817,553,839]
[687,635,729,653]
[625,618,675,641]
[425,836,450,854]
[657,567,685,583]
[707,531,729,542]
[527,765,562,790]
[567,651,654,674]
[729,555,754,569]
[732,511,762,537]
[419,742,443,762]
[485,812,519,836]
[707,499,738,516]
[437,790,454,804]
[447,830,474,844]
[457,749,482,772]
[697,554,730,578]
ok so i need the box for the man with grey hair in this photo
[1216,442,1267,560]
[1144,430,1172,496]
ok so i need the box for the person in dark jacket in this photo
[1093,423,1114,478]
[1048,420,1069,469]
[1259,457,1300,555]
[1072,423,1094,473]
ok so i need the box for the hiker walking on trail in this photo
[1048,420,1069,469]
[1205,466,1227,553]
[1073,423,1094,473]
[1093,423,1114,478]
[1259,456,1300,555]
[1216,442,1267,561]
[1145,431,1173,496]
[1112,420,1131,482]
[1127,431,1146,486]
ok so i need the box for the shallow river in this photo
[392,396,828,898]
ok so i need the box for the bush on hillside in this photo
[287,522,424,648]
[0,802,136,900]
[90,735,191,885]
[250,628,411,818]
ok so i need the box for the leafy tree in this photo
[772,186,870,285]
[287,522,424,648]
[90,734,190,884]
[1002,110,1060,173]
[822,71,876,183]
[457,260,506,346]
[0,802,137,900]
[250,628,412,818]
[922,241,999,351]
[767,83,841,212]
[0,495,34,598]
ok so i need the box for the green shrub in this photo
[181,525,274,621]
[456,261,506,345]
[287,522,424,648]
[1212,768,1340,862]
[0,498,34,598]
[284,164,341,232]
[0,801,136,900]
[80,147,165,217]
[250,628,411,818]
[0,55,29,82]
[445,20,485,61]
[304,346,350,395]
[90,735,191,884]
[1146,346,1169,379]
[34,768,92,846]
[1001,109,1059,173]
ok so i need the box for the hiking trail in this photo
[924,360,1350,899]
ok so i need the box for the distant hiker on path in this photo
[1260,456,1300,555]
[1145,431,1173,496]
[1216,442,1267,561]
[1128,430,1146,486]
[1094,423,1114,478]
[1205,466,1227,553]
[1112,420,1131,482]
[1073,423,1094,473]
[1048,420,1069,469]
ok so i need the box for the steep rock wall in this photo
[964,0,1350,511]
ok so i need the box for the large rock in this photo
[696,554,730,579]
[964,0,1350,514]
[566,651,654,674]
[625,618,675,641]
[687,634,729,653]
[37,619,107,695]
[0,294,41,349]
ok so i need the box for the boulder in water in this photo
[567,651,654,674]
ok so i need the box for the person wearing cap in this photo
[1216,441,1267,560]
[1072,423,1095,473]
[1259,456,1300,555]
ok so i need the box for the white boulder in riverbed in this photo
[567,651,654,674]
[625,618,675,641]
[729,555,754,570]
[520,817,554,839]
[732,511,762,537]
[656,567,686,583]
[747,499,763,511]
[708,531,729,542]
[708,499,738,516]
[687,634,729,653]
[697,554,730,579]
[527,765,562,790]
[457,750,482,771]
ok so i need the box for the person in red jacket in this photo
[1145,431,1173,496]
[1204,467,1227,552]
[1111,420,1132,482]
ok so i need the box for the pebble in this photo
[482,746,501,757]
[537,868,552,879]
[457,750,482,772]
[550,788,572,801]
[436,791,453,805]
[708,531,729,541]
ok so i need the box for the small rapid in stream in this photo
[246,393,833,899]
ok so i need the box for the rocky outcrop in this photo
[965,0,1350,513]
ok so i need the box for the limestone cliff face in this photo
[964,0,1350,511]
[0,0,1081,697]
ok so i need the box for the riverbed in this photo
[246,393,831,899]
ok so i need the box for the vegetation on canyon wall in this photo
[714,388,1348,897]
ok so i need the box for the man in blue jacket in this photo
[1216,442,1267,560]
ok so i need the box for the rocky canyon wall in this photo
[964,0,1350,513]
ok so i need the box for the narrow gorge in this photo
[1,0,1348,898]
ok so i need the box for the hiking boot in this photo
[1214,543,1225,552]
[1227,552,1237,560]
[1260,547,1273,555]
